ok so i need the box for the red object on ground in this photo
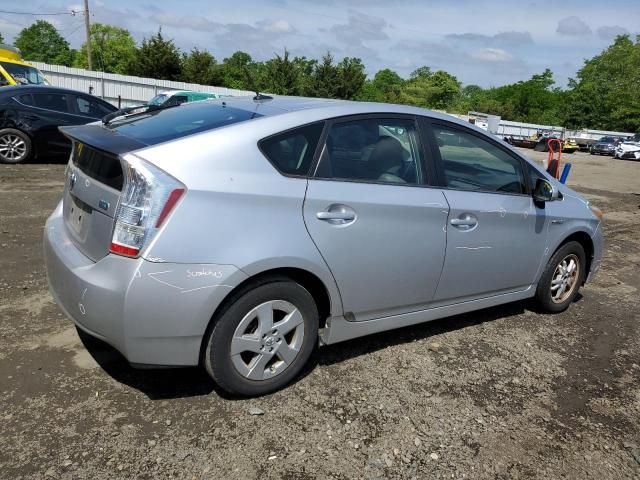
[547,139,563,179]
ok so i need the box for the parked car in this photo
[614,134,640,160]
[590,136,621,156]
[533,135,563,152]
[0,44,48,87]
[44,97,604,396]
[147,90,223,107]
[0,85,117,164]
[562,138,579,153]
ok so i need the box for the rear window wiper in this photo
[102,103,180,125]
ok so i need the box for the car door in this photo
[30,92,78,155]
[426,121,548,303]
[303,115,449,321]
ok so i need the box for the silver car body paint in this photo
[44,97,603,366]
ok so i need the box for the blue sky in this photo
[1,0,639,87]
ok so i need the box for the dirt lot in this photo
[1,149,639,480]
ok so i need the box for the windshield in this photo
[599,136,615,143]
[0,62,48,85]
[148,94,168,106]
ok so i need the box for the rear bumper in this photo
[43,202,247,366]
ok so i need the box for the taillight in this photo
[109,156,185,258]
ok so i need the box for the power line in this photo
[0,9,79,16]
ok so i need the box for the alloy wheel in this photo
[0,134,27,162]
[550,254,580,304]
[230,300,305,381]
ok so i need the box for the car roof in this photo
[0,85,100,97]
[199,95,466,124]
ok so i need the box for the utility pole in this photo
[83,0,92,70]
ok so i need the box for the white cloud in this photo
[556,16,592,36]
[149,13,220,32]
[471,48,513,62]
[257,19,295,34]
[596,25,630,40]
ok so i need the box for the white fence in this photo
[32,62,254,108]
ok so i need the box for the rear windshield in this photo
[105,102,261,145]
[73,143,124,191]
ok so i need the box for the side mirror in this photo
[533,178,558,203]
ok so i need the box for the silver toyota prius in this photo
[43,96,603,396]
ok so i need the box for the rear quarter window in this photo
[259,122,324,176]
[106,103,261,145]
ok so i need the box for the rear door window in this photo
[259,123,324,176]
[33,93,70,113]
[314,117,423,185]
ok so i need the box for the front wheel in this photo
[535,241,586,313]
[204,279,318,396]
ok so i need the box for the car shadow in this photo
[77,299,537,401]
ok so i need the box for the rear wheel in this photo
[0,128,32,164]
[204,279,318,396]
[535,241,585,313]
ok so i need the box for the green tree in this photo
[400,67,461,110]
[74,23,136,74]
[221,51,258,90]
[358,68,404,102]
[181,48,222,85]
[335,57,366,99]
[14,20,74,65]
[564,35,640,132]
[262,49,300,95]
[310,52,339,98]
[128,29,181,80]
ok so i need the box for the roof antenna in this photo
[243,65,273,102]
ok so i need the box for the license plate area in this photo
[65,194,93,235]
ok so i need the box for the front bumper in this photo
[586,221,604,283]
[43,202,247,366]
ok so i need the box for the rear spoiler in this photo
[59,124,148,156]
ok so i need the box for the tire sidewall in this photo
[536,241,586,313]
[0,128,32,164]
[205,280,319,396]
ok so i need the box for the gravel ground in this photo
[1,149,639,479]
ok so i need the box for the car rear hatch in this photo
[60,125,147,262]
[58,100,266,262]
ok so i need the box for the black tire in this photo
[535,241,586,313]
[0,128,32,164]
[204,278,318,396]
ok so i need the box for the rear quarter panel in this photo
[131,117,343,316]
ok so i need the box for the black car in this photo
[590,136,623,156]
[0,85,117,164]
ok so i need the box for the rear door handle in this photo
[450,215,478,229]
[316,211,355,221]
[316,204,357,225]
[450,218,476,226]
